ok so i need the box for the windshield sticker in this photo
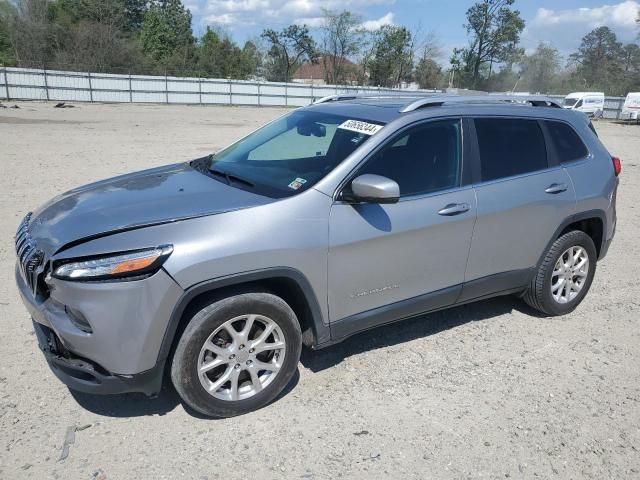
[288,177,307,190]
[338,119,383,136]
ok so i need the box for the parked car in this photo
[563,92,605,117]
[16,95,619,417]
[620,92,640,122]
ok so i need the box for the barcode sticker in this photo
[338,120,383,136]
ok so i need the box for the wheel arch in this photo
[156,268,329,371]
[539,209,607,268]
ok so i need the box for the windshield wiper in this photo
[209,167,255,188]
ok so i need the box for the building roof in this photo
[293,56,359,81]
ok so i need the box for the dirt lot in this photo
[0,102,639,479]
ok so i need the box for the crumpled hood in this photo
[27,162,273,255]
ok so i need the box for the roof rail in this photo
[313,94,358,104]
[312,92,440,105]
[399,95,562,113]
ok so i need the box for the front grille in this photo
[15,212,46,295]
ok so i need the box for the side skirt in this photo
[323,269,534,348]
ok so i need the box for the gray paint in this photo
[17,266,183,374]
[15,97,618,385]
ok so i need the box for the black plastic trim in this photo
[458,269,535,304]
[33,321,163,396]
[329,284,462,343]
[538,209,608,264]
[156,267,330,365]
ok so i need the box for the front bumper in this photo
[32,320,163,395]
[16,265,183,395]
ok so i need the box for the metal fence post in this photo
[88,71,93,102]
[198,76,202,105]
[165,72,169,104]
[257,82,261,107]
[229,79,232,105]
[2,67,9,101]
[310,82,314,103]
[43,65,50,101]
[285,82,288,107]
[129,73,133,103]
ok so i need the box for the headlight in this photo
[53,245,173,281]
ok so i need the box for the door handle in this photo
[438,203,470,216]
[545,183,568,194]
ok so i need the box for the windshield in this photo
[563,98,578,107]
[196,110,384,198]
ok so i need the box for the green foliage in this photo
[456,0,525,88]
[414,57,443,89]
[141,0,193,65]
[518,43,561,93]
[320,9,363,84]
[0,0,16,65]
[366,25,414,87]
[262,24,317,82]
[569,26,625,95]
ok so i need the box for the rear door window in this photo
[544,121,589,163]
[474,118,548,182]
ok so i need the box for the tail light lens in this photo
[612,157,621,176]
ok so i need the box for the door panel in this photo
[328,188,477,321]
[464,167,576,285]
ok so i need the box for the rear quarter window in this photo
[545,121,589,163]
[474,118,548,182]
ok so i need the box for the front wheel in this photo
[523,231,597,316]
[171,292,302,418]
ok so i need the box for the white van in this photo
[563,92,605,117]
[620,92,640,121]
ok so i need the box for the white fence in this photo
[0,67,437,107]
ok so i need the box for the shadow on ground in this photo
[301,295,543,372]
[69,369,301,420]
[69,296,541,418]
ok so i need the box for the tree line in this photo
[1,0,639,95]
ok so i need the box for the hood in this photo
[27,161,273,255]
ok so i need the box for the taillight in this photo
[612,157,621,176]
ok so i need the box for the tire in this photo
[523,230,597,316]
[170,292,302,418]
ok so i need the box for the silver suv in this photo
[16,95,619,417]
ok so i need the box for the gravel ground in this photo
[1,102,639,480]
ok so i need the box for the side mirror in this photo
[346,174,400,204]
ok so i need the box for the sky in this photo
[184,0,640,63]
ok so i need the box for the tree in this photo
[455,0,525,88]
[240,41,261,78]
[518,43,561,93]
[4,0,54,67]
[124,0,148,31]
[0,0,15,65]
[140,0,194,65]
[414,32,444,89]
[261,25,317,82]
[569,26,624,95]
[320,9,363,84]
[621,43,640,92]
[366,25,414,87]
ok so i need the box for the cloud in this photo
[359,12,395,31]
[192,0,396,30]
[523,1,640,55]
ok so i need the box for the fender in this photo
[154,267,330,369]
[536,209,608,268]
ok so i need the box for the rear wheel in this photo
[171,292,302,417]
[523,231,597,316]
